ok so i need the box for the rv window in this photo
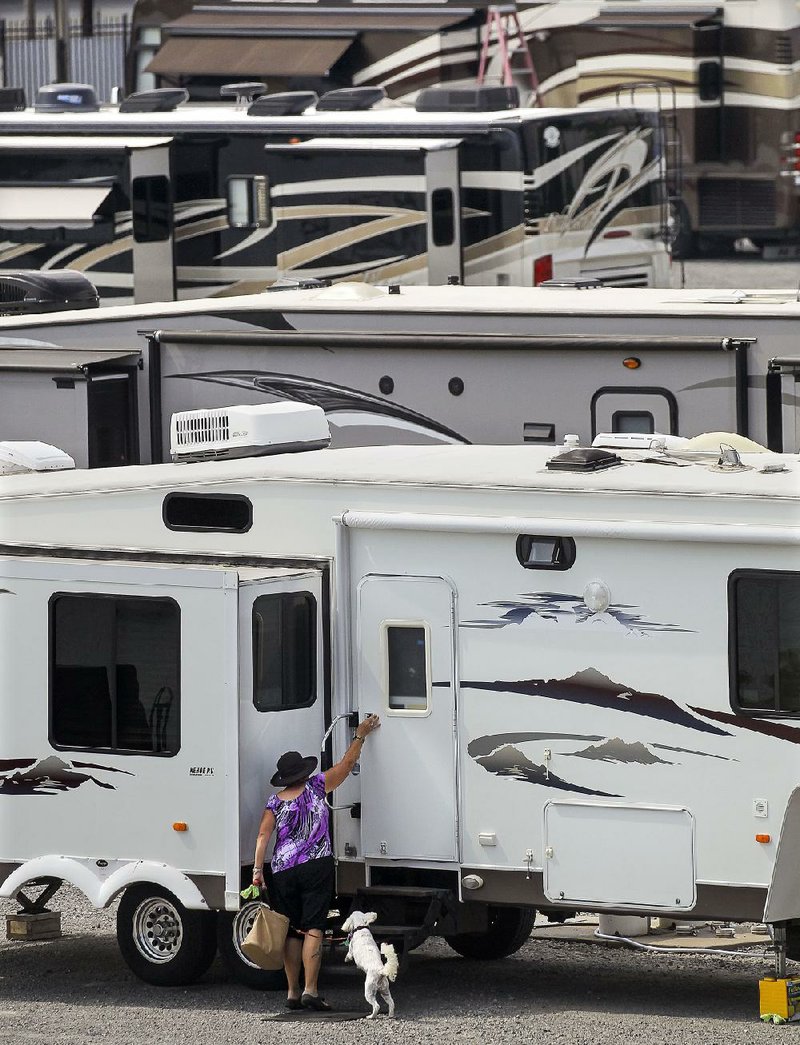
[50,593,180,754]
[431,188,455,247]
[252,592,316,712]
[227,176,271,229]
[730,571,800,714]
[612,411,655,435]
[385,624,429,712]
[132,175,171,243]
[163,493,253,533]
[516,535,576,571]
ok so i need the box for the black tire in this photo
[116,883,217,986]
[217,902,288,990]
[444,905,535,960]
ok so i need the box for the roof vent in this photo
[546,447,623,473]
[0,441,75,474]
[119,87,188,113]
[415,85,519,113]
[317,86,386,111]
[220,82,267,108]
[0,87,26,112]
[35,82,99,113]
[539,277,604,290]
[0,270,98,314]
[248,91,318,116]
[170,402,330,463]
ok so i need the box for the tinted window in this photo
[387,625,428,711]
[612,411,655,434]
[132,175,171,242]
[253,592,316,711]
[731,572,800,713]
[50,594,180,754]
[431,188,455,247]
[163,493,253,533]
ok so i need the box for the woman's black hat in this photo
[271,750,318,787]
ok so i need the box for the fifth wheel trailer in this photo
[0,409,798,988]
[0,282,798,467]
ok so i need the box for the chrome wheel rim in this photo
[232,902,261,968]
[132,897,184,964]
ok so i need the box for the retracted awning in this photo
[146,34,354,77]
[0,136,172,152]
[0,348,140,372]
[0,186,114,230]
[160,8,477,35]
[266,137,463,152]
[590,4,721,28]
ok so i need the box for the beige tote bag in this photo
[240,904,290,970]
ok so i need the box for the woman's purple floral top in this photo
[267,773,332,873]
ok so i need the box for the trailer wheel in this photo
[117,884,217,986]
[444,905,535,960]
[670,200,696,259]
[217,903,287,990]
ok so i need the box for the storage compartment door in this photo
[543,801,696,910]
[357,574,458,862]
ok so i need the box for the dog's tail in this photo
[380,942,399,982]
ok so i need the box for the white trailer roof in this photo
[0,283,800,336]
[0,444,795,502]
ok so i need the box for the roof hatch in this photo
[546,448,623,473]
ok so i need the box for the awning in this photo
[266,137,463,152]
[161,8,477,35]
[0,186,114,230]
[0,348,140,372]
[0,136,172,152]
[590,5,721,28]
[146,34,354,77]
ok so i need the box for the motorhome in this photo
[0,281,796,469]
[0,85,670,302]
[512,0,800,256]
[0,409,798,988]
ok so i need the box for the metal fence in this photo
[0,16,130,104]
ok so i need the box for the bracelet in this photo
[355,734,365,743]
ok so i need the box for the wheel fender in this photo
[0,856,210,911]
[765,788,800,923]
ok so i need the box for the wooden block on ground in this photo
[5,911,61,941]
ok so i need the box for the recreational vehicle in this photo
[0,411,798,988]
[0,86,670,302]
[511,0,800,255]
[0,281,797,469]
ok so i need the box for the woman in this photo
[252,713,380,1011]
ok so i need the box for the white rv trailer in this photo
[0,88,670,302]
[0,414,798,989]
[0,282,797,468]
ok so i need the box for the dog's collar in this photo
[346,925,372,943]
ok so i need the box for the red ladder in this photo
[477,5,540,104]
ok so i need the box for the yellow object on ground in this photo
[759,978,800,1022]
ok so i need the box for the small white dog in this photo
[341,910,399,1019]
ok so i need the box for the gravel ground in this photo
[0,884,787,1045]
[2,253,797,1043]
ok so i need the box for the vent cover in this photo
[170,402,330,462]
[316,87,386,111]
[546,448,622,473]
[416,85,520,112]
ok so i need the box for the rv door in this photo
[266,137,463,285]
[356,575,458,863]
[236,567,327,883]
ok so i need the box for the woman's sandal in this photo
[300,993,332,1011]
[285,997,302,1011]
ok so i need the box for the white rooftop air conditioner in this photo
[170,402,331,462]
[0,441,75,474]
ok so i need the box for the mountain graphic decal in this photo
[0,756,133,796]
[474,744,620,797]
[566,738,672,765]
